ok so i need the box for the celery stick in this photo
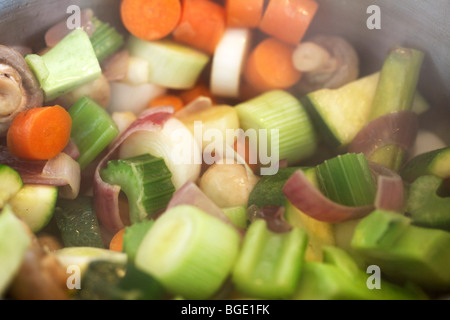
[90,17,124,62]
[232,219,307,299]
[69,96,119,170]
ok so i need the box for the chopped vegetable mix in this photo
[0,0,448,301]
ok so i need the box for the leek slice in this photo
[210,28,251,97]
[235,90,317,168]
[127,36,209,89]
[135,205,241,300]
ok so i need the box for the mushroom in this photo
[293,34,360,94]
[0,45,44,136]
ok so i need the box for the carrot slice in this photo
[121,0,182,41]
[179,83,217,105]
[7,106,72,161]
[109,228,125,252]
[226,0,264,28]
[244,38,302,92]
[173,0,226,55]
[259,0,319,44]
[149,94,185,112]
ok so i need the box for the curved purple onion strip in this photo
[93,107,174,233]
[247,204,292,233]
[282,163,405,223]
[349,110,419,159]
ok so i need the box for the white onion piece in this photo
[123,56,150,85]
[108,81,166,115]
[119,117,202,189]
[111,112,138,140]
[210,28,251,98]
[45,9,95,47]
[408,130,447,160]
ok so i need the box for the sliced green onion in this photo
[135,205,241,300]
[69,96,119,170]
[351,209,450,291]
[221,206,248,229]
[100,154,175,224]
[90,16,125,63]
[25,29,101,101]
[210,28,251,98]
[127,36,210,89]
[406,175,450,230]
[235,90,317,168]
[232,219,307,299]
[316,153,377,207]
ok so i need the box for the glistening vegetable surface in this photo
[0,0,448,301]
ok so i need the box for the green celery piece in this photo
[90,17,125,62]
[54,197,105,248]
[351,209,450,291]
[221,206,248,229]
[406,175,450,230]
[122,220,155,261]
[0,205,31,297]
[100,154,175,224]
[294,246,424,300]
[401,147,450,183]
[316,153,377,207]
[75,261,165,300]
[25,29,101,101]
[69,96,119,170]
[368,47,424,171]
[232,219,307,299]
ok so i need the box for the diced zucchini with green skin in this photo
[69,96,119,170]
[401,147,450,183]
[294,246,424,300]
[25,29,101,101]
[127,36,210,89]
[122,220,155,261]
[75,261,165,300]
[351,209,450,291]
[0,164,23,208]
[302,73,380,148]
[232,219,307,299]
[100,154,175,224]
[136,205,241,300]
[54,197,105,249]
[236,90,317,167]
[8,185,58,233]
[0,205,31,297]
[406,175,450,230]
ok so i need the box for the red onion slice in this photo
[93,107,174,233]
[282,163,405,223]
[247,204,292,233]
[166,181,244,236]
[349,110,419,159]
[45,9,95,47]
[0,146,80,199]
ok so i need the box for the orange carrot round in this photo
[109,228,125,252]
[149,94,185,112]
[7,106,72,161]
[244,38,302,92]
[173,0,226,55]
[259,0,319,44]
[121,0,182,41]
[226,0,264,28]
